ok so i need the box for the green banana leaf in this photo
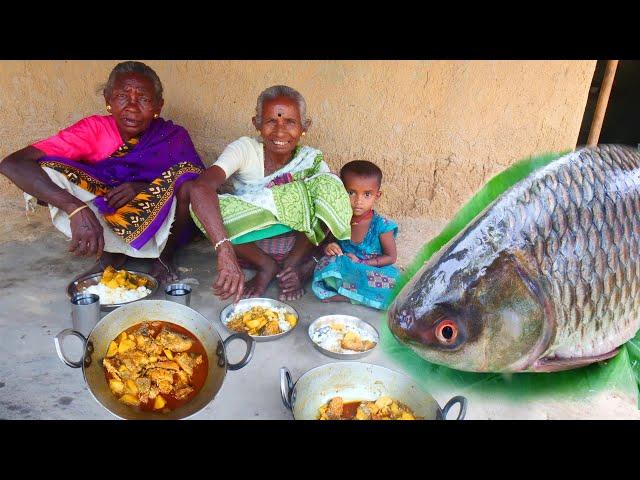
[380,151,640,404]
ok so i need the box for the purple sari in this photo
[38,118,204,249]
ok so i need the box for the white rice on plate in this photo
[311,321,378,354]
[84,283,151,305]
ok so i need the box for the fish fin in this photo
[530,348,620,372]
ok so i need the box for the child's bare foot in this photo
[243,260,279,298]
[321,294,350,303]
[149,255,179,284]
[73,252,127,281]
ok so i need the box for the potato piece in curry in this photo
[100,265,150,290]
[226,306,297,336]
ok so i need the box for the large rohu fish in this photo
[389,145,640,372]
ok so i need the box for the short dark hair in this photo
[340,160,383,187]
[102,61,163,102]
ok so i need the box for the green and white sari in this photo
[190,145,351,245]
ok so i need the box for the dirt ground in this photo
[2,202,639,419]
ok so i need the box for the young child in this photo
[311,160,399,310]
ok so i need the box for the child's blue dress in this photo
[311,211,400,310]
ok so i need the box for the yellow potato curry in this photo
[100,265,150,290]
[227,306,297,336]
[102,321,208,413]
[340,331,376,352]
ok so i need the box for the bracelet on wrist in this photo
[214,237,231,251]
[67,204,88,219]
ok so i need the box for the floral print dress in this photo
[312,212,400,310]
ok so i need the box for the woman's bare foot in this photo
[73,252,127,281]
[321,294,350,303]
[149,255,179,284]
[243,260,279,298]
[279,287,305,302]
[277,258,315,302]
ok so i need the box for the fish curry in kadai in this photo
[102,321,208,413]
[318,396,420,420]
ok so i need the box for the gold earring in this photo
[301,132,306,136]
[106,105,111,112]
[153,113,159,119]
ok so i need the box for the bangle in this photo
[214,237,231,251]
[67,204,88,219]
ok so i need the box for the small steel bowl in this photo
[67,271,159,312]
[219,298,299,342]
[308,314,379,360]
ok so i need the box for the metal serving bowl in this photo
[219,298,299,342]
[67,270,159,312]
[281,362,467,420]
[308,314,379,360]
[54,300,255,420]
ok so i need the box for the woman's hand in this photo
[104,182,148,210]
[68,207,105,258]
[213,243,245,303]
[324,242,343,256]
[190,166,245,301]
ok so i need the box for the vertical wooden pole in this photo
[587,60,619,146]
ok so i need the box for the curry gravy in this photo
[104,321,208,413]
[340,401,361,419]
[318,396,420,420]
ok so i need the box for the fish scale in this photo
[389,145,640,371]
[511,146,640,359]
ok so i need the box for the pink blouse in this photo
[32,115,123,163]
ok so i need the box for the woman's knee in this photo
[176,180,194,204]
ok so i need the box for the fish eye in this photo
[435,320,458,344]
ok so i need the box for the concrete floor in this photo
[2,221,640,420]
